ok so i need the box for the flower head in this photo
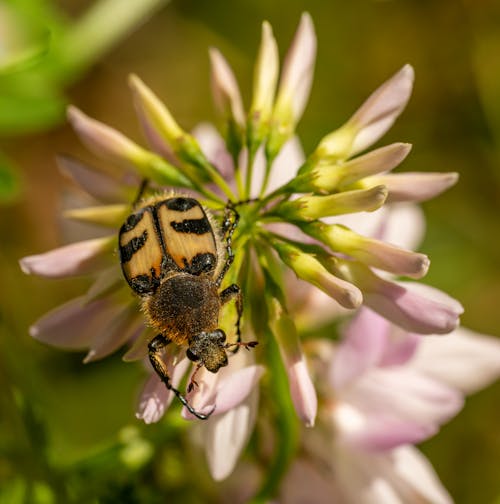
[20,13,469,487]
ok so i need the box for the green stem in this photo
[245,148,256,200]
[250,328,300,503]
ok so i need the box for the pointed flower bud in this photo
[302,221,430,278]
[271,239,362,309]
[248,21,279,150]
[311,65,414,163]
[358,171,459,203]
[275,185,387,221]
[268,298,317,427]
[67,106,191,187]
[290,143,411,194]
[209,48,245,128]
[209,48,246,158]
[267,13,316,158]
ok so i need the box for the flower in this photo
[20,12,464,485]
[279,306,500,504]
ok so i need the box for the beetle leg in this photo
[220,283,243,344]
[187,361,204,393]
[132,178,150,207]
[148,334,214,420]
[215,202,240,287]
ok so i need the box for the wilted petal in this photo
[20,237,115,278]
[57,155,134,203]
[411,326,500,394]
[203,387,259,481]
[30,296,119,349]
[83,307,143,363]
[348,65,415,156]
[362,171,459,203]
[209,48,245,127]
[136,356,190,424]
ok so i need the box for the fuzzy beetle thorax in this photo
[144,273,221,345]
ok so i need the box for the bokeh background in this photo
[1,0,500,502]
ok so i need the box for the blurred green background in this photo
[1,0,500,502]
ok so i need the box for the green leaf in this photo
[0,154,22,203]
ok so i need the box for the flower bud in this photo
[308,65,414,165]
[302,221,430,278]
[326,258,463,334]
[67,106,191,187]
[248,21,279,151]
[357,171,459,203]
[267,13,316,159]
[276,185,387,221]
[269,298,317,427]
[64,204,130,227]
[271,240,362,309]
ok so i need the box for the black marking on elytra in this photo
[120,230,148,263]
[165,197,198,212]
[183,253,217,275]
[129,271,160,295]
[121,209,146,233]
[170,218,211,235]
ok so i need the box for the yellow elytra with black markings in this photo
[118,194,257,420]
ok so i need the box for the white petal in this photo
[411,326,500,394]
[203,388,259,480]
[391,446,453,504]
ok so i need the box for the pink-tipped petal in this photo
[209,47,245,127]
[411,327,500,394]
[379,327,420,367]
[275,12,317,124]
[20,237,114,278]
[364,279,463,335]
[348,64,414,155]
[287,359,317,427]
[373,171,460,203]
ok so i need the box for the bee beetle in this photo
[119,194,257,419]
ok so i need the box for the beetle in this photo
[118,194,257,419]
